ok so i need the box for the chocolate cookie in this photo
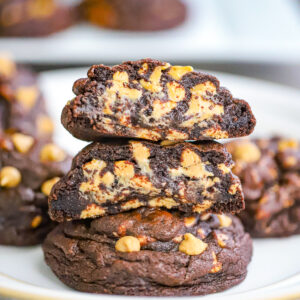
[227,137,300,237]
[49,139,244,222]
[0,56,54,138]
[81,0,186,31]
[0,0,76,37]
[43,208,252,296]
[0,133,71,245]
[62,59,256,142]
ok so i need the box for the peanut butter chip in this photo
[179,233,208,256]
[80,204,106,219]
[31,216,42,228]
[283,156,297,168]
[0,166,21,188]
[278,139,299,151]
[193,201,212,213]
[215,233,228,248]
[140,64,170,93]
[168,65,194,81]
[41,177,60,196]
[160,140,181,146]
[176,148,213,179]
[232,141,261,163]
[167,81,185,102]
[228,183,240,195]
[15,86,38,110]
[115,236,141,253]
[216,214,232,228]
[11,133,34,154]
[0,56,16,77]
[40,144,66,162]
[210,251,222,273]
[27,0,55,18]
[130,141,152,174]
[121,199,142,210]
[184,216,197,227]
[37,115,54,135]
[148,197,178,209]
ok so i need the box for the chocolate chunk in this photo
[62,59,256,142]
[81,0,186,31]
[227,137,300,237]
[43,209,252,296]
[49,139,244,222]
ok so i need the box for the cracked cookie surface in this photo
[62,59,256,142]
[49,139,244,222]
[43,208,252,296]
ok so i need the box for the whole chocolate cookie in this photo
[81,0,186,31]
[227,137,300,237]
[0,0,77,37]
[0,56,54,138]
[49,139,244,222]
[0,133,71,245]
[43,208,252,296]
[62,59,256,142]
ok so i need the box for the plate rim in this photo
[1,272,300,300]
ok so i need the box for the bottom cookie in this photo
[43,208,252,296]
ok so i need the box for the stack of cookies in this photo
[43,59,256,296]
[0,56,71,246]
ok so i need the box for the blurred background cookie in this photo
[81,0,186,31]
[0,0,78,37]
[0,132,71,246]
[0,55,53,138]
[0,56,72,246]
[227,137,300,238]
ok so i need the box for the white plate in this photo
[1,0,300,64]
[1,68,300,300]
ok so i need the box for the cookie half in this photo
[62,59,256,142]
[49,139,244,222]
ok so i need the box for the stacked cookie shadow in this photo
[0,56,71,246]
[227,137,300,237]
[43,59,256,296]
